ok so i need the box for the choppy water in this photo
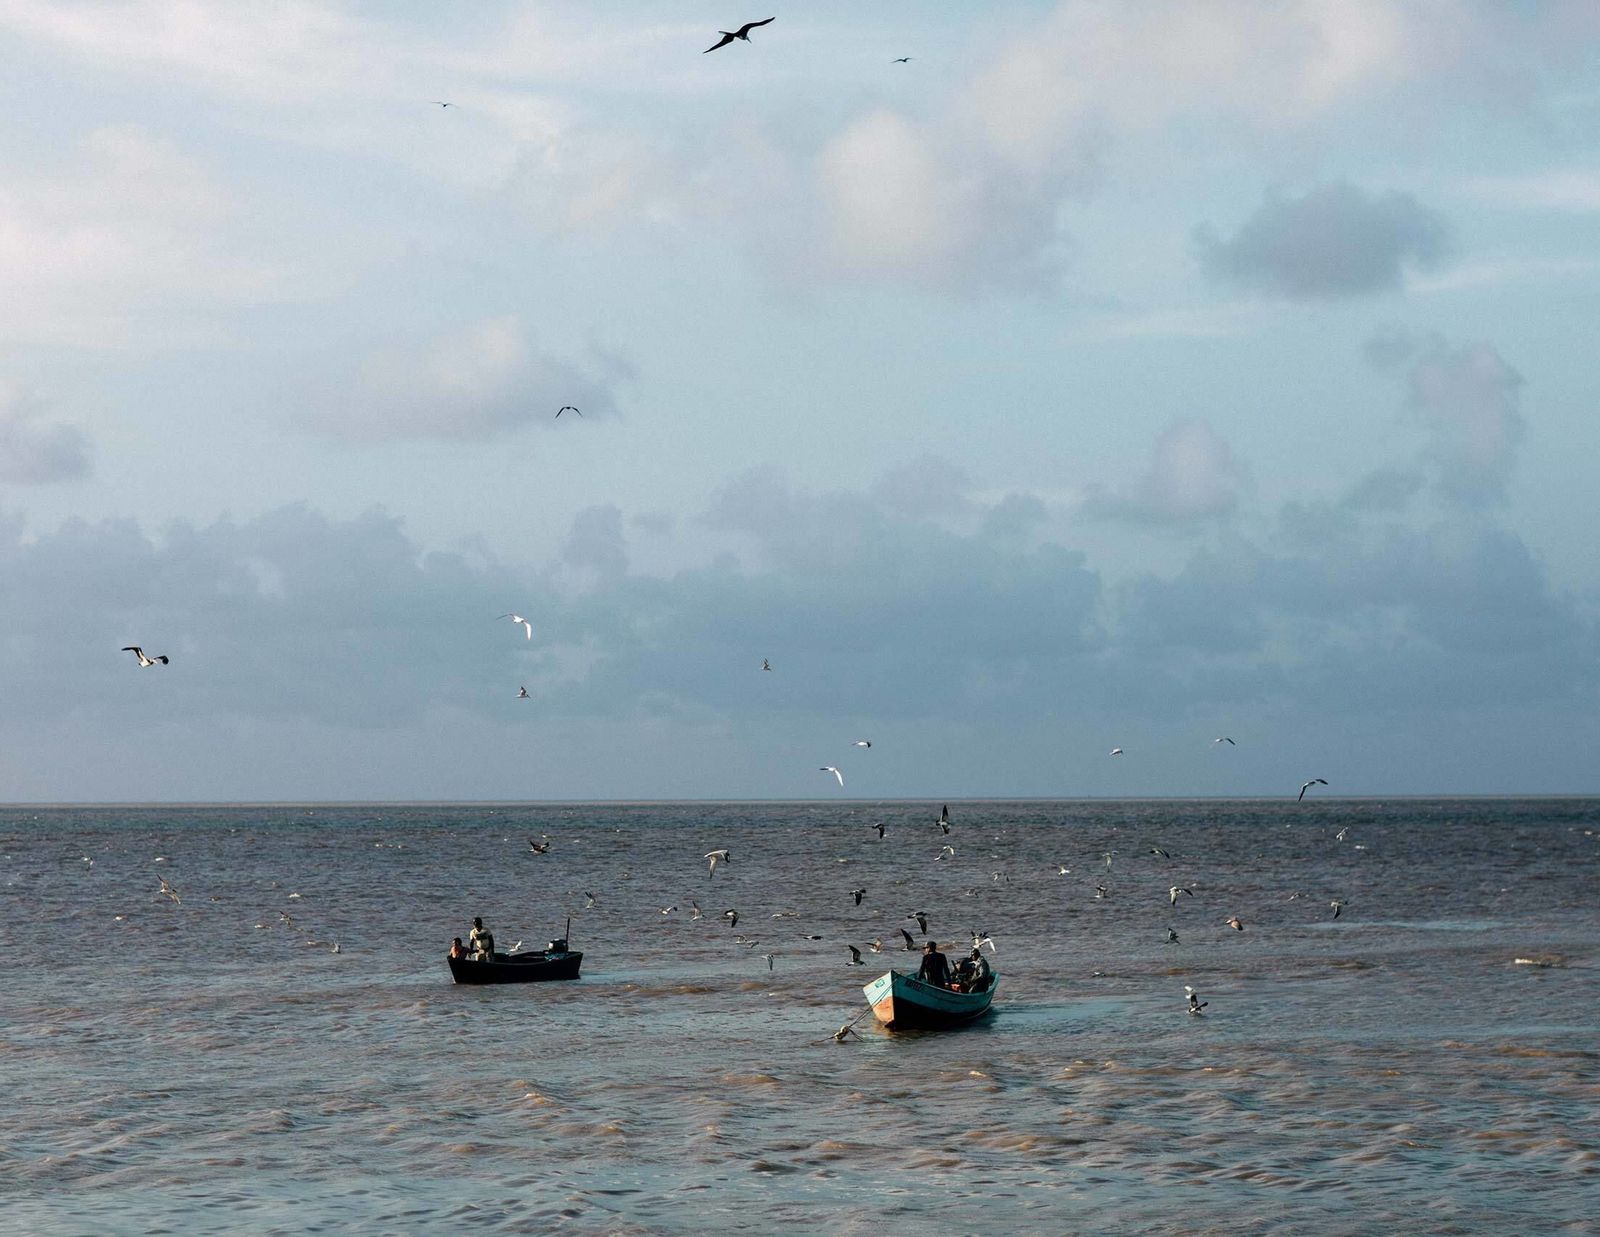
[2,799,1597,1234]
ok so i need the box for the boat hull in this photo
[448,950,583,984]
[863,968,996,1030]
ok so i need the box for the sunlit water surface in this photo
[2,799,1597,1233]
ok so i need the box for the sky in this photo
[1,0,1598,801]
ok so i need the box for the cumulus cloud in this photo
[1406,339,1525,506]
[1195,182,1451,299]
[0,387,91,484]
[1084,420,1247,526]
[313,316,622,443]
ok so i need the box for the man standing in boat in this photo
[917,939,952,988]
[469,916,495,961]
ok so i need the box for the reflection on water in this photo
[1,798,1597,1232]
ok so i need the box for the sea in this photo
[2,798,1596,1235]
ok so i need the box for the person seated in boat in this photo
[449,937,468,960]
[469,916,495,961]
[964,947,992,992]
[917,940,952,988]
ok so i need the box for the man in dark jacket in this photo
[916,940,951,987]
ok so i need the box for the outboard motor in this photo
[546,938,569,954]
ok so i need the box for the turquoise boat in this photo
[863,967,997,1031]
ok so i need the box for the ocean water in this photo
[1,798,1596,1234]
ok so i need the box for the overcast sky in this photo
[2,1,1597,801]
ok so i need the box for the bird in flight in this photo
[1169,886,1193,905]
[1149,846,1171,859]
[868,938,883,953]
[498,613,532,639]
[722,908,739,928]
[122,646,169,667]
[431,100,454,108]
[853,739,872,749]
[705,849,730,877]
[556,406,581,417]
[1110,747,1124,756]
[1166,928,1180,943]
[870,822,885,839]
[1224,916,1245,931]
[846,944,864,966]
[898,927,916,950]
[850,888,866,906]
[820,766,844,787]
[516,685,530,699]
[1213,737,1235,746]
[1330,899,1348,920]
[528,836,551,853]
[935,844,956,861]
[157,875,181,905]
[937,804,951,834]
[907,911,929,935]
[760,658,772,671]
[1185,985,1208,1015]
[703,17,774,53]
[893,56,912,63]
[1298,778,1329,802]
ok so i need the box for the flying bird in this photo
[528,837,550,853]
[1169,886,1193,905]
[430,100,454,108]
[1334,827,1350,842]
[893,56,912,63]
[703,17,774,53]
[850,888,866,906]
[907,911,929,934]
[937,804,951,834]
[157,875,181,905]
[1166,928,1180,943]
[1330,899,1348,920]
[871,822,885,839]
[1056,864,1071,875]
[936,844,956,860]
[705,849,730,877]
[584,892,598,909]
[555,406,581,417]
[122,646,169,667]
[1185,985,1208,1015]
[689,900,702,919]
[722,909,739,928]
[846,944,864,966]
[820,766,844,787]
[868,938,883,953]
[853,740,872,749]
[516,685,530,699]
[761,659,771,671]
[1298,778,1329,802]
[1149,846,1170,858]
[498,613,533,640]
[1109,747,1124,756]
[899,927,916,950]
[1224,916,1245,931]
[1213,737,1236,746]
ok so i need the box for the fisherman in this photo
[449,937,468,960]
[469,916,495,961]
[965,946,992,991]
[916,939,952,988]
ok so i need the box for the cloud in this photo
[0,387,91,484]
[1466,169,1600,212]
[1084,420,1247,526]
[1195,182,1452,299]
[311,316,622,443]
[1405,339,1525,506]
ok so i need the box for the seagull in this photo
[517,686,530,699]
[907,911,929,934]
[703,16,774,53]
[820,766,844,787]
[871,822,886,838]
[1103,852,1115,868]
[1166,928,1180,943]
[853,740,872,749]
[1334,827,1350,841]
[278,910,295,929]
[1169,886,1193,905]
[850,888,866,906]
[1224,916,1245,931]
[498,613,533,640]
[705,849,730,877]
[528,837,550,853]
[1298,778,1329,802]
[1213,737,1235,746]
[722,909,739,928]
[1109,747,1124,756]
[430,100,454,108]
[1149,846,1171,858]
[937,804,951,834]
[506,941,524,954]
[761,659,771,671]
[584,892,598,909]
[936,844,956,860]
[555,406,581,417]
[971,934,997,954]
[893,56,912,63]
[846,944,864,966]
[157,875,181,905]
[899,927,916,950]
[689,900,702,919]
[1330,899,1348,920]
[660,905,678,916]
[122,646,169,667]
[1056,864,1071,875]
[1094,883,1109,899]
[1185,985,1208,1015]
[868,938,883,953]
[764,952,776,971]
